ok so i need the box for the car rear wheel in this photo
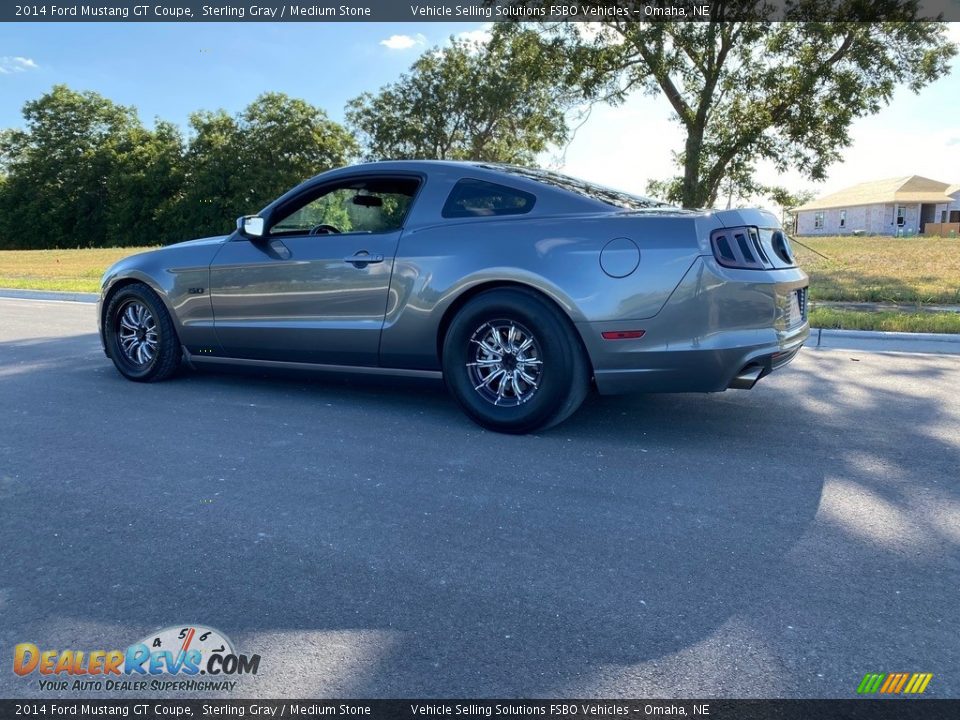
[442,288,590,434]
[104,283,181,382]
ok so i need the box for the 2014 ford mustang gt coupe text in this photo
[98,161,809,433]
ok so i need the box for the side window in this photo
[442,179,536,218]
[270,177,420,236]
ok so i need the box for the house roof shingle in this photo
[794,175,956,212]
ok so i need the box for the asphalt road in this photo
[1,297,958,699]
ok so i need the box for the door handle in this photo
[343,252,384,267]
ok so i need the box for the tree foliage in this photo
[346,27,576,164]
[105,121,187,246]
[241,93,359,202]
[767,186,816,229]
[0,85,142,248]
[1,15,955,247]
[0,87,356,248]
[532,6,956,207]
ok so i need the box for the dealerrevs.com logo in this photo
[13,625,260,692]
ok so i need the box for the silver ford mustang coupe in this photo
[99,161,809,433]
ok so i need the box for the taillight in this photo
[710,226,772,269]
[771,230,795,264]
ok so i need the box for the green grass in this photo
[809,307,960,334]
[3,238,960,334]
[793,235,960,305]
[0,247,154,293]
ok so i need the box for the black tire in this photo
[442,288,590,434]
[104,282,181,382]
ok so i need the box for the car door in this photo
[208,175,420,366]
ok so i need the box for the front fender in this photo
[98,242,222,352]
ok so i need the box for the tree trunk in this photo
[681,129,704,209]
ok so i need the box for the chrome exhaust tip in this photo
[729,364,763,390]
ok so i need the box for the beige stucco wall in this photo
[796,203,927,236]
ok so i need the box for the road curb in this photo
[808,327,960,355]
[0,288,98,303]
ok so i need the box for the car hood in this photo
[173,234,230,247]
[124,234,229,262]
[100,235,231,293]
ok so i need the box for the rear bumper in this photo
[578,256,809,395]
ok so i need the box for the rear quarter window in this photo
[442,179,536,218]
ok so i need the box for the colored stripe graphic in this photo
[857,674,885,694]
[857,672,932,694]
[893,673,909,693]
[880,673,907,693]
[904,673,933,694]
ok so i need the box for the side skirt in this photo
[181,347,444,380]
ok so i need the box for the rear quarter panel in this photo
[379,212,724,370]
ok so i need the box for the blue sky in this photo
[2,22,960,202]
[0,23,474,130]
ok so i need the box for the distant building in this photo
[792,176,960,236]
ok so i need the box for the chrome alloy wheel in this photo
[466,320,543,407]
[116,300,159,367]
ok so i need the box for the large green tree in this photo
[175,109,246,240]
[0,85,145,248]
[240,92,358,203]
[0,88,356,248]
[105,120,186,246]
[526,7,956,207]
[346,28,575,164]
[178,93,358,239]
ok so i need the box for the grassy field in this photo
[793,235,960,305]
[0,247,155,293]
[1,236,959,333]
[809,307,960,334]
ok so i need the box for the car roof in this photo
[312,160,666,203]
[274,160,676,221]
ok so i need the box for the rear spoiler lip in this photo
[612,207,782,228]
[712,207,782,229]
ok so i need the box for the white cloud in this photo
[455,25,493,45]
[0,56,38,74]
[946,22,960,44]
[574,23,621,44]
[379,34,426,51]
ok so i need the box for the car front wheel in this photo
[104,283,181,382]
[442,288,590,434]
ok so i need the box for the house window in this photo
[896,206,906,227]
[943,211,948,223]
[839,210,846,228]
[814,211,824,229]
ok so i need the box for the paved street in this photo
[1,297,958,699]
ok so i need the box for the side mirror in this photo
[237,215,265,238]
